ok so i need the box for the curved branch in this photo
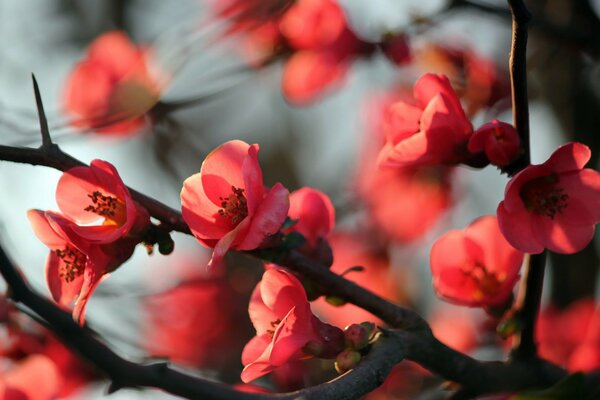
[0,244,406,400]
[0,144,189,233]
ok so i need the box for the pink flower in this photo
[0,355,60,400]
[142,270,241,368]
[568,304,600,372]
[536,299,599,372]
[279,0,372,103]
[287,187,335,247]
[63,31,163,134]
[27,210,136,325]
[377,73,473,168]
[468,120,521,167]
[241,268,343,382]
[55,159,149,244]
[181,140,290,268]
[430,216,523,307]
[312,233,400,327]
[497,142,600,254]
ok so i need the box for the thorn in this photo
[107,381,124,394]
[31,74,53,148]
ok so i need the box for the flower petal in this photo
[497,201,544,254]
[238,183,289,250]
[45,252,84,306]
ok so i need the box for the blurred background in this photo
[0,0,599,398]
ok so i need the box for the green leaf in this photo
[510,373,584,400]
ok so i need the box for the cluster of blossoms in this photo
[0,295,97,398]
[180,139,386,381]
[214,0,410,103]
[28,160,151,324]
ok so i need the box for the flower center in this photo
[55,245,86,283]
[462,261,503,299]
[218,186,248,225]
[84,191,126,226]
[266,318,282,338]
[519,174,569,219]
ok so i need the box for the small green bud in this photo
[334,350,361,374]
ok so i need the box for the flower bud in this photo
[334,350,361,374]
[468,120,521,167]
[344,323,370,350]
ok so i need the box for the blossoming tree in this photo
[0,0,599,399]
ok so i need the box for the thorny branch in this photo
[0,4,596,399]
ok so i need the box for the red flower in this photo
[468,119,521,167]
[536,299,599,372]
[287,187,335,247]
[55,159,149,244]
[0,354,60,400]
[568,304,600,372]
[377,73,473,168]
[497,142,600,254]
[430,216,523,307]
[27,210,135,325]
[142,275,241,368]
[312,233,400,327]
[241,268,343,382]
[63,31,163,134]
[279,0,371,103]
[358,90,453,243]
[181,140,290,268]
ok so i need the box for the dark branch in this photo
[0,244,407,400]
[507,0,531,174]
[511,252,547,360]
[0,144,189,233]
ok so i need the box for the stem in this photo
[507,0,531,174]
[506,0,546,361]
[511,252,547,360]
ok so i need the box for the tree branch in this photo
[0,243,408,400]
[0,144,189,233]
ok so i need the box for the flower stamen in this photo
[218,186,248,225]
[462,261,502,299]
[55,245,86,283]
[520,174,569,219]
[84,191,126,225]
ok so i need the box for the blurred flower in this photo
[536,299,599,372]
[429,307,479,353]
[54,159,150,244]
[468,120,521,167]
[181,140,289,269]
[416,43,510,116]
[365,362,425,400]
[142,277,241,368]
[0,296,97,397]
[28,210,136,325]
[279,0,372,104]
[63,31,164,134]
[377,73,473,168]
[287,187,334,245]
[497,142,600,254]
[430,216,523,307]
[312,232,400,327]
[241,267,343,382]
[0,354,60,400]
[358,90,453,243]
